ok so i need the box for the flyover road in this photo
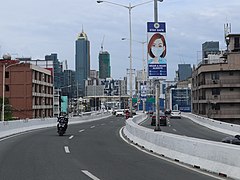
[140,115,230,142]
[0,116,226,180]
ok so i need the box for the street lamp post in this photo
[97,0,153,117]
[122,38,147,112]
[1,62,22,121]
[153,0,164,131]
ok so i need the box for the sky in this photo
[0,0,239,80]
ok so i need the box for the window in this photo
[234,37,240,49]
[212,88,220,95]
[212,104,220,110]
[211,72,219,80]
[5,85,9,91]
[5,72,9,78]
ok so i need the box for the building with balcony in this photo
[0,59,53,119]
[192,34,240,123]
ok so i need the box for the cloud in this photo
[0,0,239,80]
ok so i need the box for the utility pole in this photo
[154,0,161,131]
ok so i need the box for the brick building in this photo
[0,59,53,119]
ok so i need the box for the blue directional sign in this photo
[147,22,166,33]
[148,64,167,76]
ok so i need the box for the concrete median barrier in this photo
[123,113,240,180]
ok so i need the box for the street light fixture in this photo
[97,0,154,117]
[1,62,22,121]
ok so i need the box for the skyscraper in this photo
[45,53,62,89]
[75,30,90,96]
[177,64,192,81]
[99,51,111,79]
[202,41,220,59]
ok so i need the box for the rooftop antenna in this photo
[65,60,68,70]
[224,23,231,48]
[101,35,105,52]
[82,24,84,33]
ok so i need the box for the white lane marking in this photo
[64,146,70,153]
[173,129,177,132]
[90,126,95,129]
[82,170,100,180]
[110,121,113,123]
[69,135,74,140]
[119,127,225,180]
[79,129,85,132]
[138,117,149,126]
[101,123,105,126]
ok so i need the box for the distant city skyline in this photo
[0,0,239,80]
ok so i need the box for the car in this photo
[147,110,154,117]
[164,109,171,115]
[222,135,240,145]
[170,110,181,119]
[115,109,125,117]
[151,112,167,126]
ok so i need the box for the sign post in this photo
[147,21,167,131]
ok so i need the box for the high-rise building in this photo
[177,64,192,81]
[75,30,90,97]
[202,41,220,59]
[61,69,76,98]
[45,53,62,89]
[99,51,111,79]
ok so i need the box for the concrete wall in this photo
[0,112,111,139]
[123,113,240,180]
[182,113,240,136]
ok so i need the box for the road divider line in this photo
[81,170,100,180]
[173,129,177,132]
[90,126,95,129]
[69,135,74,139]
[64,146,70,153]
[79,129,85,132]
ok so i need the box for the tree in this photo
[0,97,13,121]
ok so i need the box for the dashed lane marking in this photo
[82,170,100,180]
[90,126,95,129]
[64,146,70,153]
[79,129,85,133]
[69,135,74,140]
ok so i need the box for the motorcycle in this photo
[57,116,68,136]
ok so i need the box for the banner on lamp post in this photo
[147,22,167,78]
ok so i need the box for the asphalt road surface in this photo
[0,116,226,180]
[141,114,230,142]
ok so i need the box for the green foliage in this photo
[0,97,13,121]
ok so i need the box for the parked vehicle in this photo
[151,112,167,126]
[115,109,125,117]
[170,110,181,119]
[222,135,240,145]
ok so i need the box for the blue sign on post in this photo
[147,22,167,78]
[147,22,166,32]
[148,64,167,76]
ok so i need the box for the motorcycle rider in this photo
[57,114,68,132]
